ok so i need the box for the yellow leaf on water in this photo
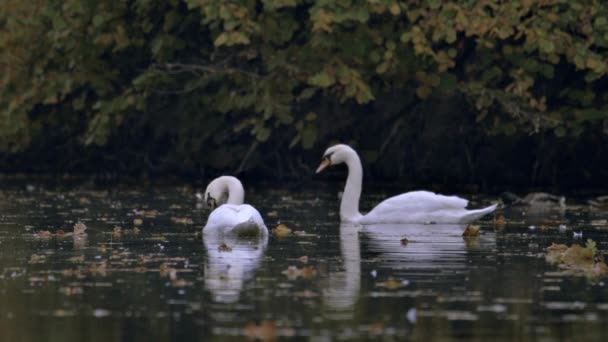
[377,278,407,290]
[273,224,292,237]
[171,217,193,225]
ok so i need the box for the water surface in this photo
[0,182,607,341]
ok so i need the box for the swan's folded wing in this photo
[365,190,468,217]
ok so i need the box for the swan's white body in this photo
[203,176,267,236]
[316,144,497,225]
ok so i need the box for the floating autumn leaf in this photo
[73,222,87,235]
[218,243,232,252]
[376,278,409,290]
[29,254,46,264]
[113,226,122,238]
[171,217,193,225]
[78,197,91,205]
[68,255,85,263]
[135,209,160,218]
[159,262,176,278]
[87,261,108,277]
[272,224,292,237]
[59,286,84,296]
[243,321,278,342]
[281,265,317,280]
[462,224,480,236]
[545,239,608,279]
[493,214,506,229]
[133,218,143,226]
[35,230,52,238]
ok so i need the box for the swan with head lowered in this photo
[203,176,267,236]
[316,144,497,224]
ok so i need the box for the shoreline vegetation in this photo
[1,1,608,190]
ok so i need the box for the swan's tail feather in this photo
[459,204,498,224]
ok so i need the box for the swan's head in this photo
[316,144,355,173]
[204,178,228,210]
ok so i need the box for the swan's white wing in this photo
[361,191,495,224]
[366,191,468,215]
[204,204,267,235]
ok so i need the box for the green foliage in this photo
[1,0,608,176]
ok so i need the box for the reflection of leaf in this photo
[218,243,232,252]
[462,224,480,236]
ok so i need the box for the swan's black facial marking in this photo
[322,151,334,165]
[206,192,217,210]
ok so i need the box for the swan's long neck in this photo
[341,151,363,222]
[222,177,245,205]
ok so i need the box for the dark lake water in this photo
[1,181,608,341]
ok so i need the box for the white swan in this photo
[315,144,497,224]
[203,176,267,236]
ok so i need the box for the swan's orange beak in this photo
[315,158,331,174]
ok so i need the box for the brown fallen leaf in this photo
[218,243,232,252]
[493,214,506,229]
[73,222,87,235]
[29,254,46,264]
[243,321,278,342]
[281,265,317,280]
[376,278,405,290]
[400,237,409,246]
[171,217,193,225]
[272,224,292,237]
[113,226,122,238]
[36,230,52,238]
[136,210,160,218]
[462,224,480,237]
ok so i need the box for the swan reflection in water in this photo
[202,231,268,303]
[323,223,496,312]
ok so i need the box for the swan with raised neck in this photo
[316,144,497,224]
